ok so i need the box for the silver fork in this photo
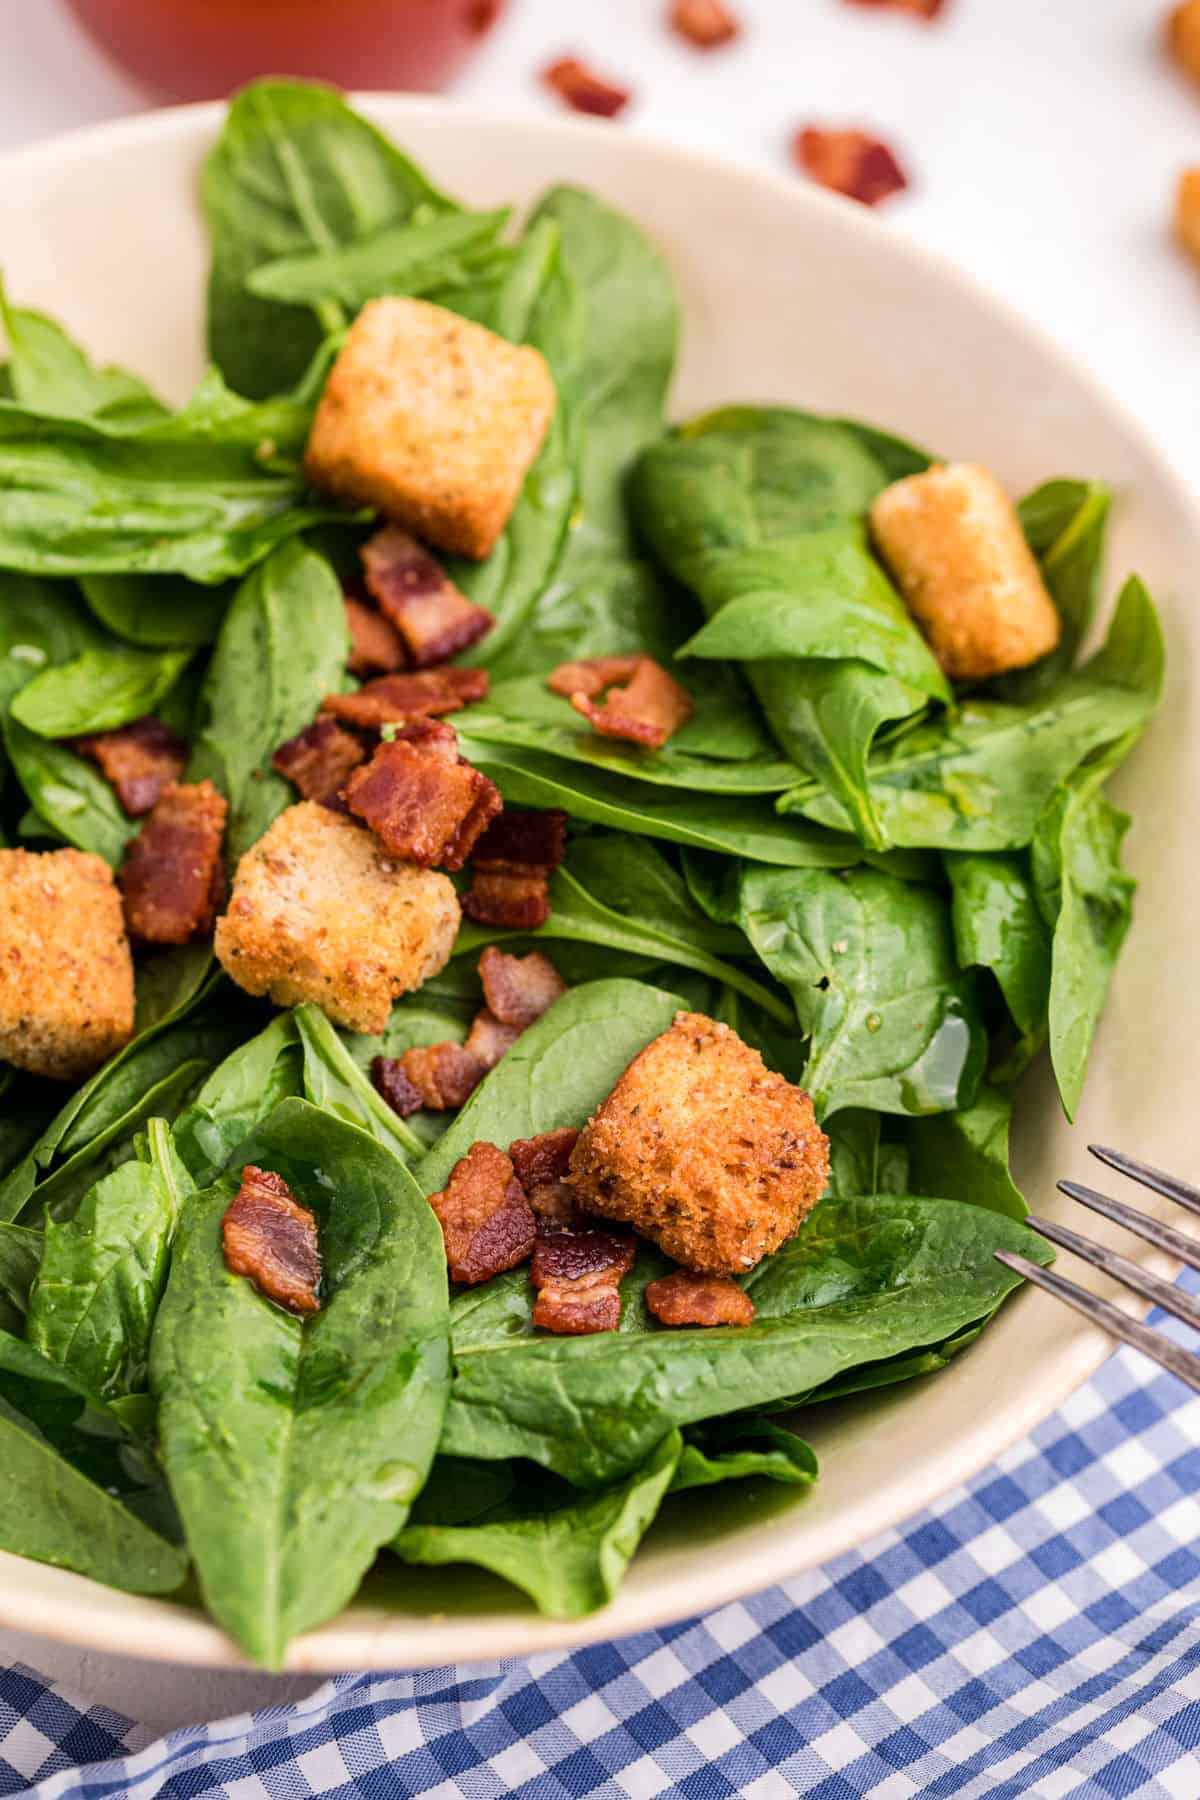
[994,1145,1200,1392]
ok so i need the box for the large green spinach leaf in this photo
[0,1224,41,1333]
[10,646,191,738]
[997,479,1111,700]
[172,1012,302,1186]
[79,573,232,649]
[905,1084,1026,1220]
[247,207,511,312]
[293,1003,423,1160]
[0,286,167,429]
[944,850,1051,1054]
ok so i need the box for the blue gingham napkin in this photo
[4,1320,1199,1800]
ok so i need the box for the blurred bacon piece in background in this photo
[669,0,742,50]
[793,127,909,206]
[543,56,631,117]
[1167,0,1200,83]
[841,0,946,17]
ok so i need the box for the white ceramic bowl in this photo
[1,98,1196,1673]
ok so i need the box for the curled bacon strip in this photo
[345,731,501,870]
[548,654,693,750]
[119,780,227,944]
[222,1166,321,1315]
[479,945,567,1029]
[531,1227,636,1335]
[345,597,407,677]
[272,717,367,809]
[510,1127,580,1228]
[362,525,494,667]
[542,56,631,117]
[322,667,489,731]
[429,1141,536,1285]
[644,1270,755,1327]
[70,715,186,818]
[793,127,909,207]
[669,0,742,48]
[462,807,568,930]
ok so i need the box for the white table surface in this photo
[1,0,1197,1739]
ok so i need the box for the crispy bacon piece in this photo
[70,716,186,818]
[463,1007,522,1068]
[548,654,693,750]
[793,128,909,207]
[272,717,367,809]
[222,1165,321,1315]
[371,1054,426,1118]
[645,1270,755,1328]
[841,0,944,15]
[383,1042,485,1113]
[430,1141,536,1284]
[479,945,567,1028]
[542,56,631,117]
[344,732,501,870]
[119,780,227,944]
[322,666,489,731]
[531,1227,636,1335]
[345,597,407,677]
[669,0,742,48]
[361,525,494,667]
[510,1127,580,1228]
[461,807,568,931]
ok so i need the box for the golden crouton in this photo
[1175,168,1200,266]
[0,848,134,1081]
[1167,0,1200,83]
[868,462,1061,682]
[213,802,460,1035]
[569,1011,829,1275]
[304,297,556,561]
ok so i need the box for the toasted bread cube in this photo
[1168,0,1200,83]
[569,1011,829,1275]
[0,848,134,1081]
[213,802,460,1035]
[304,297,556,561]
[868,462,1061,682]
[1175,168,1200,265]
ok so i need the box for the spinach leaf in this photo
[79,573,232,648]
[2,713,136,863]
[188,539,348,863]
[0,574,105,707]
[563,835,747,956]
[944,850,1051,1050]
[732,864,986,1119]
[152,1098,450,1666]
[0,1223,41,1333]
[293,1003,423,1161]
[784,577,1163,851]
[0,286,167,428]
[440,1196,1049,1486]
[906,1084,1026,1219]
[172,1012,302,1186]
[1031,773,1134,1121]
[203,78,457,398]
[417,979,681,1195]
[10,645,191,738]
[393,1432,680,1619]
[25,1119,192,1397]
[0,1330,186,1593]
[248,207,511,311]
[672,1417,818,1492]
[997,479,1111,700]
[825,1110,909,1199]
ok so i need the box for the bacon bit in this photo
[322,667,489,731]
[461,807,569,931]
[840,0,945,16]
[119,780,227,944]
[478,945,567,1029]
[344,597,407,677]
[542,56,631,117]
[644,1270,755,1327]
[463,1007,522,1069]
[361,525,494,667]
[548,654,693,750]
[272,717,366,809]
[429,1141,536,1284]
[511,1128,580,1228]
[70,716,186,818]
[531,1227,636,1334]
[222,1165,321,1315]
[1169,1,1200,83]
[344,733,501,870]
[381,1041,485,1113]
[669,0,741,48]
[793,128,909,207]
[1175,168,1200,265]
[371,1054,426,1118]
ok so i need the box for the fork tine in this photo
[1088,1145,1200,1221]
[995,1251,1200,1392]
[1057,1181,1200,1274]
[1026,1215,1200,1332]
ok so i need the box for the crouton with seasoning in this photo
[868,463,1061,682]
[304,296,556,561]
[213,801,459,1035]
[569,1011,828,1275]
[0,847,134,1081]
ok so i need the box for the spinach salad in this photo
[0,82,1162,1667]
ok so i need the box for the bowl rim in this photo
[0,92,1195,1673]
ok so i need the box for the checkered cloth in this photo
[4,1319,1200,1800]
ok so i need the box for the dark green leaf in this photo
[172,1012,302,1186]
[0,1223,41,1333]
[2,713,136,862]
[997,479,1111,699]
[0,287,167,428]
[10,646,191,738]
[944,850,1051,1044]
[248,207,511,310]
[671,1417,818,1491]
[905,1084,1026,1219]
[293,1003,423,1160]
[79,573,232,649]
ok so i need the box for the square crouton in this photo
[304,297,556,561]
[213,802,461,1035]
[0,848,134,1081]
